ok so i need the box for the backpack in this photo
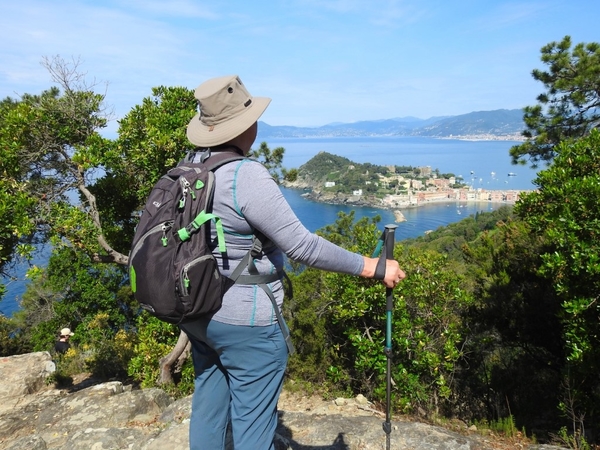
[128,148,295,353]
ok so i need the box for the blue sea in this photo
[1,136,540,317]
[267,136,539,192]
[280,186,503,240]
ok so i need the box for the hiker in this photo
[54,327,74,354]
[180,75,406,450]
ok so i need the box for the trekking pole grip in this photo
[384,224,398,308]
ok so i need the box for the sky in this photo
[1,0,599,133]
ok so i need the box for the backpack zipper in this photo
[179,255,217,296]
[179,177,192,208]
[130,221,173,263]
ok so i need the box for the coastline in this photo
[435,133,525,142]
[291,185,527,224]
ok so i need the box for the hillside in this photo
[291,151,456,192]
[412,109,525,137]
[293,151,420,195]
[257,109,524,139]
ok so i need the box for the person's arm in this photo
[235,161,405,287]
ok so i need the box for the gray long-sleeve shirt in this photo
[210,157,364,326]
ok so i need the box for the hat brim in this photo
[186,96,271,147]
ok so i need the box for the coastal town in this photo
[382,185,527,223]
[296,162,531,224]
[380,165,528,220]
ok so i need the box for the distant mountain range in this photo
[257,109,525,139]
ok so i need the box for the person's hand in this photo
[361,257,406,288]
[382,259,405,289]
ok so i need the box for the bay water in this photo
[268,136,538,192]
[1,136,539,317]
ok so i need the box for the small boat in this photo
[508,172,517,176]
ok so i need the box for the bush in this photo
[82,313,136,379]
[0,315,31,356]
[128,313,194,397]
[49,346,86,386]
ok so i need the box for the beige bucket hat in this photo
[186,75,271,147]
[60,328,74,337]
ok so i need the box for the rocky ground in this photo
[0,352,570,450]
[275,390,548,450]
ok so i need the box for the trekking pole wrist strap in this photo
[374,257,386,280]
[373,229,387,280]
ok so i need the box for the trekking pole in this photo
[373,224,398,450]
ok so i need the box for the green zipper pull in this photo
[161,224,169,247]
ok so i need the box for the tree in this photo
[0,94,50,290]
[515,130,600,417]
[0,55,120,312]
[282,167,298,182]
[460,219,563,428]
[99,85,197,255]
[18,247,135,347]
[248,141,286,182]
[1,58,293,386]
[0,59,196,380]
[0,57,126,268]
[0,57,153,365]
[510,36,600,167]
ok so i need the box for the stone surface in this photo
[0,352,55,411]
[0,352,569,450]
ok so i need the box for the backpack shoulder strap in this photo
[187,146,245,172]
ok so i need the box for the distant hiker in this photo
[180,75,406,450]
[54,328,74,354]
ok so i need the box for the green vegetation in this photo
[249,141,288,183]
[127,314,195,396]
[296,150,464,196]
[1,37,600,447]
[299,152,376,193]
[517,130,600,437]
[401,206,516,262]
[510,36,600,167]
